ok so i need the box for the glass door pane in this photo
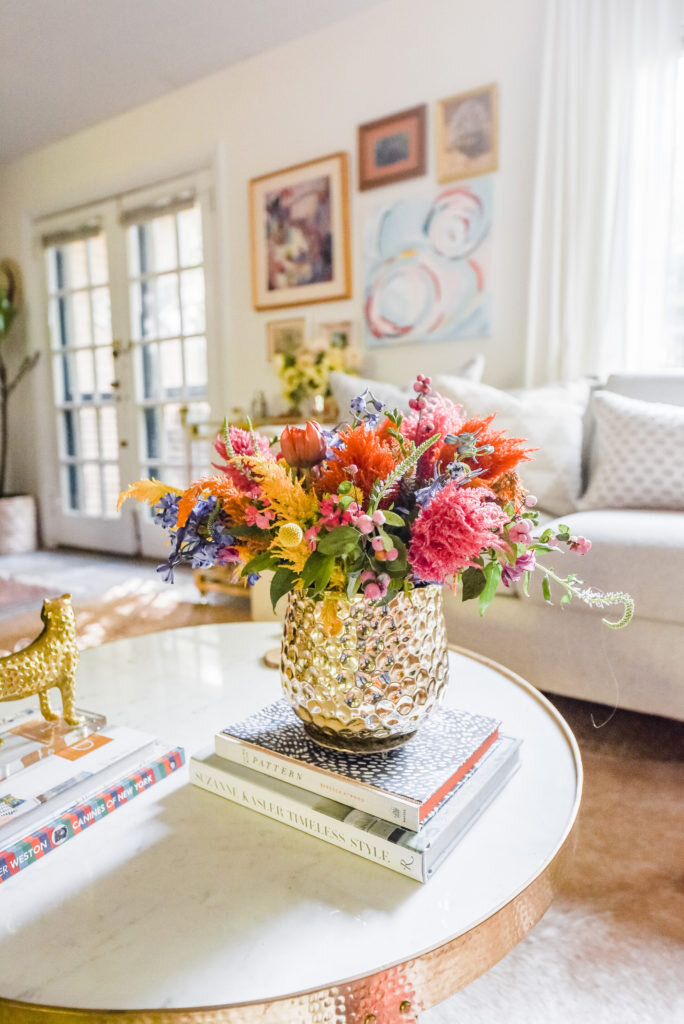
[126,202,212,550]
[44,224,137,553]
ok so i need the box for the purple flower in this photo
[501,550,537,588]
[153,493,180,528]
[246,573,260,586]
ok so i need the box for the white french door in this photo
[38,172,214,557]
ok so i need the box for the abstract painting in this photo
[364,178,492,346]
[358,105,426,191]
[250,152,351,310]
[436,84,498,183]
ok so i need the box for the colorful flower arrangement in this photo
[119,377,633,627]
[274,339,355,413]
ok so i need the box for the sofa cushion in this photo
[521,509,684,624]
[435,376,587,516]
[580,391,684,511]
[330,356,484,421]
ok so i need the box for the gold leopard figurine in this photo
[0,594,83,726]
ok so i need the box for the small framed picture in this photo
[436,84,498,183]
[358,104,427,191]
[318,320,360,369]
[266,317,307,361]
[249,152,351,310]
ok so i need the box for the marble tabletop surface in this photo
[0,622,581,1012]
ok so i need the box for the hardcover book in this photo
[0,746,185,883]
[0,726,159,846]
[215,699,500,832]
[192,737,520,882]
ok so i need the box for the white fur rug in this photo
[424,700,684,1022]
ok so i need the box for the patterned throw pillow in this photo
[580,391,684,510]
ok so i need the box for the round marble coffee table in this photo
[0,622,582,1023]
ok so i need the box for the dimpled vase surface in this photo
[280,585,449,753]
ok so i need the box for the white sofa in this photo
[443,373,684,721]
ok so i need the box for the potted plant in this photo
[119,376,633,753]
[0,259,40,555]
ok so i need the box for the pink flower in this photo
[372,510,386,526]
[371,536,385,551]
[385,547,399,561]
[356,514,374,534]
[244,505,275,529]
[364,583,381,600]
[508,520,533,544]
[501,550,536,587]
[525,494,538,508]
[217,546,241,563]
[569,536,592,555]
[304,525,320,551]
[360,570,376,584]
[408,483,506,584]
[547,536,559,547]
[213,425,272,491]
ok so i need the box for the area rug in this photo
[0,582,681,1021]
[0,577,249,655]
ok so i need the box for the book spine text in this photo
[214,733,420,830]
[0,749,185,884]
[191,757,425,882]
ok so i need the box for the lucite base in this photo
[0,708,107,779]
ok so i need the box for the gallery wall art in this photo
[249,152,351,310]
[436,84,498,183]
[364,177,492,347]
[358,104,426,191]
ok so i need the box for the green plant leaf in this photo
[382,510,404,527]
[241,551,278,575]
[542,576,553,603]
[270,568,298,611]
[301,550,334,587]
[478,561,502,616]
[461,566,487,602]
[317,525,360,555]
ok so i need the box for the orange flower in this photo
[176,476,251,528]
[314,424,400,502]
[280,422,326,468]
[437,414,535,485]
[490,471,527,514]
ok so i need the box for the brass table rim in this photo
[0,640,583,1022]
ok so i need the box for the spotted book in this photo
[214,699,500,832]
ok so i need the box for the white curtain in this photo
[525,0,682,385]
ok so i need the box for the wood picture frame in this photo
[249,152,351,310]
[358,104,427,191]
[436,84,499,183]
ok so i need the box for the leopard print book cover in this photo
[220,699,499,805]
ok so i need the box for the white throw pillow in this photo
[330,356,484,420]
[435,376,586,515]
[580,390,684,511]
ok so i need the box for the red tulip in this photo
[280,421,326,468]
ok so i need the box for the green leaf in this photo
[542,576,553,603]
[478,561,502,616]
[301,550,335,588]
[241,552,278,575]
[317,525,360,555]
[382,510,405,527]
[521,570,530,597]
[461,566,487,602]
[368,432,441,512]
[270,568,298,611]
[230,523,266,538]
[560,592,573,606]
[539,527,554,543]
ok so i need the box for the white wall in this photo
[0,0,545,501]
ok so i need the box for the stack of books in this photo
[191,699,520,882]
[0,709,184,883]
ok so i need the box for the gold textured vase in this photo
[280,585,449,754]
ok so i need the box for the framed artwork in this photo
[249,152,351,310]
[318,320,361,369]
[364,178,492,347]
[436,84,498,183]
[358,104,427,191]
[266,317,307,360]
